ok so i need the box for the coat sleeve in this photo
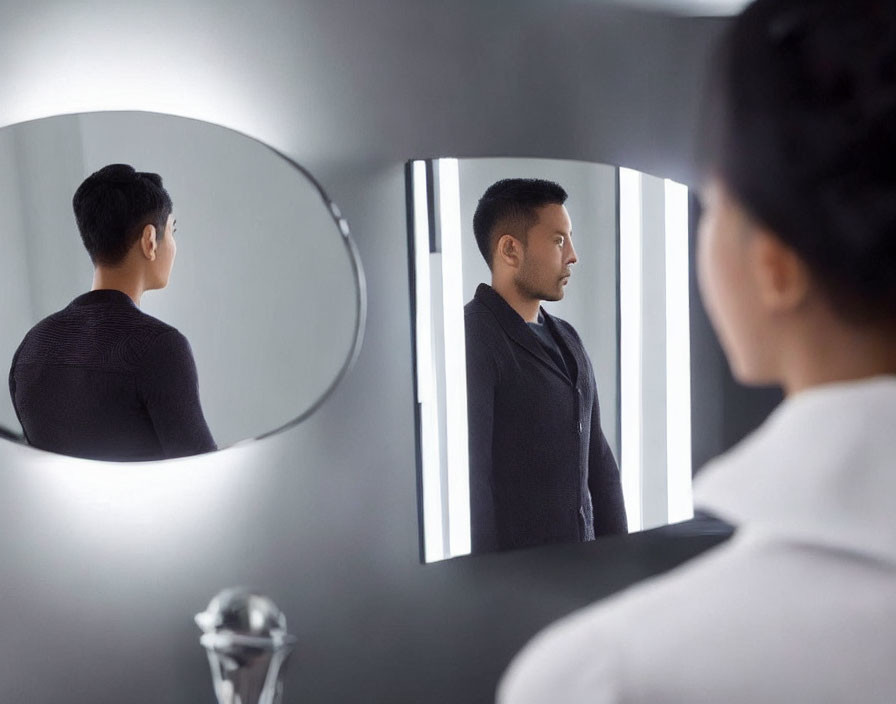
[466,315,500,553]
[588,385,628,535]
[137,330,217,458]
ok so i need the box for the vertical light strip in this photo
[619,167,643,532]
[664,179,694,523]
[437,158,472,557]
[412,160,445,562]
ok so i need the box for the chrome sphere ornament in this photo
[196,588,297,704]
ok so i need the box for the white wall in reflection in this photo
[620,169,694,532]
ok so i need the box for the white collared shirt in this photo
[499,376,896,704]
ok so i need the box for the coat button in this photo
[578,421,583,433]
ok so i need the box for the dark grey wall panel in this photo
[0,2,738,702]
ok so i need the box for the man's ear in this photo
[750,228,810,313]
[495,234,523,269]
[140,224,158,262]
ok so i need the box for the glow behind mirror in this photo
[0,5,275,140]
[16,442,247,554]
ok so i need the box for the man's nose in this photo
[566,241,578,265]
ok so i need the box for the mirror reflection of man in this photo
[8,164,216,461]
[465,178,627,553]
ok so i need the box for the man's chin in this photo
[540,290,564,302]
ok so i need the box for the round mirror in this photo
[1,111,365,459]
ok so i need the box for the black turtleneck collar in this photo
[70,289,138,308]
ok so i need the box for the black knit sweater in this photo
[9,289,216,461]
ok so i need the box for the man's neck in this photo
[491,279,541,323]
[92,268,145,307]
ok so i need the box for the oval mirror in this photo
[1,111,365,459]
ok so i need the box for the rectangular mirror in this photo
[407,157,694,562]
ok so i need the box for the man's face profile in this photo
[514,203,577,303]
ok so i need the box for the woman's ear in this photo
[140,224,158,262]
[751,229,810,313]
[495,234,522,269]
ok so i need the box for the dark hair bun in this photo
[99,164,138,181]
[704,0,896,322]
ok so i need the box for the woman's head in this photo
[73,163,176,288]
[699,0,896,384]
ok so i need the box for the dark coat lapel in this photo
[541,309,581,386]
[473,284,572,384]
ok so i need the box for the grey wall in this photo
[0,2,742,703]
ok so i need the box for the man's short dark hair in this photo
[700,0,896,324]
[473,178,568,268]
[72,164,173,266]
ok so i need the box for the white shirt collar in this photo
[694,375,896,565]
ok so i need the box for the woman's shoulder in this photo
[499,531,896,703]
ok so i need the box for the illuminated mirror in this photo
[407,157,692,562]
[1,111,364,460]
